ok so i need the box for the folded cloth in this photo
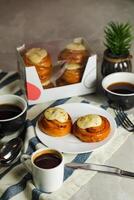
[0,71,134,200]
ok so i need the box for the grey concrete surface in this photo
[71,132,134,200]
[0,0,134,72]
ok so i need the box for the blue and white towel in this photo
[0,70,133,200]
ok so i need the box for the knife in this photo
[65,163,134,179]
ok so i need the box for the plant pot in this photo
[101,49,132,77]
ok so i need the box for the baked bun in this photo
[56,78,68,87]
[23,48,52,84]
[38,107,72,137]
[42,79,54,89]
[58,38,89,65]
[72,114,110,142]
[60,63,84,84]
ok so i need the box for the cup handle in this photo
[21,154,32,174]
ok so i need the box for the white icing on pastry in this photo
[64,63,83,70]
[77,114,102,129]
[44,107,68,123]
[26,48,48,64]
[66,38,86,51]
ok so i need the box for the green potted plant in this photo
[101,21,133,77]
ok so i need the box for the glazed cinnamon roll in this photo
[58,38,89,65]
[23,48,52,85]
[42,79,54,89]
[61,63,84,84]
[72,114,110,142]
[38,107,72,137]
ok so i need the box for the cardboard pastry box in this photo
[17,38,97,105]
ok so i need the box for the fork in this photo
[115,106,134,132]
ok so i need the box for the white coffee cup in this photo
[21,148,64,193]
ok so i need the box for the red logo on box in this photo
[26,82,41,100]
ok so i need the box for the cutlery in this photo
[66,162,134,178]
[115,106,134,132]
[0,138,23,166]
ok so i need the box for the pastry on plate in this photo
[38,107,72,137]
[58,38,89,65]
[23,48,52,85]
[72,114,110,142]
[60,63,84,84]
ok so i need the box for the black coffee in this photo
[34,153,62,169]
[107,82,134,94]
[0,104,22,120]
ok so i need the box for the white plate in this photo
[35,103,116,154]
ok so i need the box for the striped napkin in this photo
[0,70,133,200]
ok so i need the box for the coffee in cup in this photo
[21,148,64,193]
[33,151,62,169]
[0,95,27,137]
[102,72,134,110]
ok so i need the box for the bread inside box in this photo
[17,38,97,105]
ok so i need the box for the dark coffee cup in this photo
[102,72,134,110]
[0,95,27,137]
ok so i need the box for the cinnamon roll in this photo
[42,79,54,89]
[72,114,110,142]
[60,63,84,84]
[23,48,52,85]
[58,38,89,65]
[38,107,72,137]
